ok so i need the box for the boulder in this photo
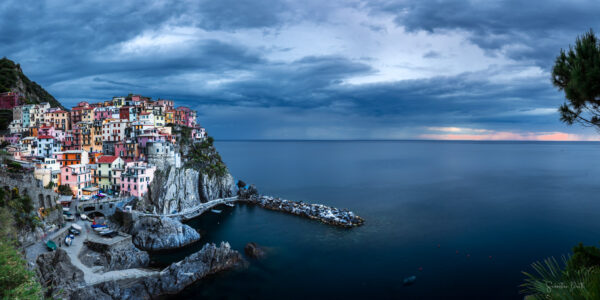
[36,249,85,298]
[244,242,266,259]
[130,216,201,251]
[79,242,150,272]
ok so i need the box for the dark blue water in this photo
[157,140,600,299]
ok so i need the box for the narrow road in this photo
[62,221,159,285]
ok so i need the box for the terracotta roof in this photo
[97,155,119,163]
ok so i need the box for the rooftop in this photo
[97,155,119,164]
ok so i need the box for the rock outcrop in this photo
[129,216,201,251]
[79,243,150,272]
[69,242,246,299]
[36,249,85,298]
[243,195,365,228]
[142,165,235,215]
[244,242,266,259]
[199,172,235,202]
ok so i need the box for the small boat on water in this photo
[225,203,235,207]
[211,209,222,214]
[46,240,57,251]
[403,275,416,286]
[69,228,81,235]
[71,223,83,231]
[80,214,87,220]
[91,224,107,229]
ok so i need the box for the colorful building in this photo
[36,135,60,157]
[102,119,129,142]
[45,110,70,131]
[96,155,124,193]
[120,161,155,198]
[53,150,89,167]
[0,92,22,109]
[60,164,93,198]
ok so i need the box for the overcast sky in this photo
[2,0,600,140]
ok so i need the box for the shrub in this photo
[57,185,72,196]
[567,243,600,272]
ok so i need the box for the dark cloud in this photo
[0,0,593,139]
[189,0,290,31]
[369,0,600,66]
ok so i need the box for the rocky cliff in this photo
[36,249,85,298]
[129,216,201,251]
[141,135,236,215]
[69,242,245,299]
[142,166,235,215]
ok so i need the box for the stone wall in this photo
[0,171,56,207]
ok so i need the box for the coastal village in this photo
[0,84,363,298]
[0,91,204,201]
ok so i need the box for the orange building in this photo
[53,150,89,167]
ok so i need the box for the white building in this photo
[8,119,24,134]
[102,119,129,142]
[36,135,61,157]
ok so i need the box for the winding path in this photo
[135,196,239,220]
[63,222,159,285]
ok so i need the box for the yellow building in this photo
[165,110,174,125]
[45,110,70,131]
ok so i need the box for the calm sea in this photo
[153,140,600,299]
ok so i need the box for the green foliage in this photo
[57,185,72,196]
[0,206,43,299]
[184,137,228,177]
[44,181,55,189]
[4,159,23,173]
[0,188,36,229]
[0,110,12,131]
[521,256,600,299]
[568,243,600,273]
[0,239,43,299]
[552,29,600,128]
[0,57,64,109]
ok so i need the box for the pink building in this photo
[38,125,55,137]
[0,92,22,109]
[60,164,93,198]
[114,142,127,157]
[0,135,20,144]
[120,161,156,198]
[94,107,112,120]
[157,99,174,110]
[175,106,196,128]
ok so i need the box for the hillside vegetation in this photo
[0,57,64,109]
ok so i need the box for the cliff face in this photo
[199,171,236,202]
[144,167,202,214]
[143,166,235,215]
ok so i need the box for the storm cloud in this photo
[2,0,599,139]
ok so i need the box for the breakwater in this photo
[241,195,364,228]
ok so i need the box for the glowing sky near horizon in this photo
[2,0,600,140]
